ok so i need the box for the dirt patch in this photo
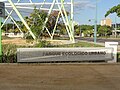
[0,64,120,90]
[2,38,29,45]
[2,38,71,46]
[46,39,72,45]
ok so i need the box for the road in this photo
[0,64,120,90]
[76,37,120,45]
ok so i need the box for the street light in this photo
[88,0,98,43]
[94,0,98,43]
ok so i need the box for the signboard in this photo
[17,48,113,62]
[0,2,5,17]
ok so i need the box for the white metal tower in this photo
[1,0,75,42]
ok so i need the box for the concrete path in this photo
[0,64,120,90]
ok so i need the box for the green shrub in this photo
[2,44,17,63]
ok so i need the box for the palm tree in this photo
[105,4,120,17]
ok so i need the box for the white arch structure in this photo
[2,0,75,42]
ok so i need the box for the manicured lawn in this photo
[56,41,103,47]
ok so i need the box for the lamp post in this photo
[94,0,98,43]
[88,0,98,43]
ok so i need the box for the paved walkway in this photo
[0,64,120,90]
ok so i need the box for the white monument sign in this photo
[17,48,113,62]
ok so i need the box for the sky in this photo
[4,0,120,25]
[74,0,120,25]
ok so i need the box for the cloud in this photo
[5,0,96,15]
[74,0,95,9]
[71,0,95,14]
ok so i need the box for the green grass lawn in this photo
[55,41,103,47]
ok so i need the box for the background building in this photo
[101,18,112,27]
[112,23,120,29]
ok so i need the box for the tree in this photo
[47,11,59,33]
[57,23,67,35]
[80,25,93,37]
[25,8,69,38]
[105,4,120,17]
[24,9,47,38]
[2,23,13,33]
[98,25,112,37]
[74,25,80,35]
[47,10,69,34]
[118,26,120,30]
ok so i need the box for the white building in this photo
[101,18,112,27]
